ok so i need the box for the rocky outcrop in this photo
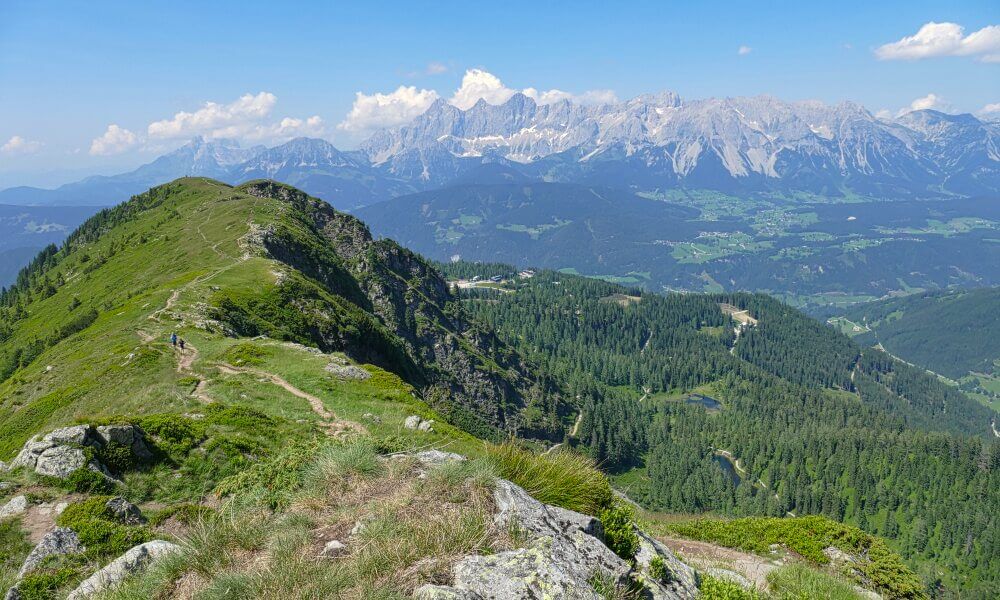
[0,495,28,519]
[17,527,84,577]
[3,424,151,480]
[66,540,181,600]
[238,180,570,441]
[425,477,697,599]
[105,497,146,525]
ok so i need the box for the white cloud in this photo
[738,45,752,56]
[874,109,893,120]
[147,92,278,140]
[90,93,325,156]
[426,61,448,75]
[89,125,139,156]
[1,135,42,155]
[906,93,950,113]
[449,68,616,109]
[338,85,441,132]
[875,22,1000,62]
[338,69,617,134]
[450,69,516,109]
[979,102,1000,117]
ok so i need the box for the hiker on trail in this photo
[170,332,177,347]
[179,339,185,350]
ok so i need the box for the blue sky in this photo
[1,0,997,186]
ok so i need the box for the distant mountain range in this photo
[2,93,999,211]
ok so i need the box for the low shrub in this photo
[648,555,671,584]
[215,439,324,508]
[96,441,139,474]
[136,413,206,456]
[700,575,763,599]
[486,442,613,515]
[600,501,639,560]
[220,342,270,366]
[57,496,151,558]
[17,567,79,600]
[147,503,214,527]
[62,468,116,494]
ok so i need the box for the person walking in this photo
[179,339,185,350]
[170,332,177,347]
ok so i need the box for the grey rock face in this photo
[634,529,699,597]
[66,540,181,600]
[18,527,84,577]
[34,445,89,478]
[441,478,696,600]
[0,495,28,519]
[105,497,145,525]
[403,415,423,430]
[6,424,151,480]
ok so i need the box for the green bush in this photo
[136,413,206,456]
[147,503,214,527]
[17,567,79,600]
[96,441,138,474]
[203,403,275,431]
[220,342,271,366]
[648,555,671,584]
[700,575,763,600]
[215,439,324,509]
[62,469,115,494]
[57,496,150,558]
[665,516,925,600]
[486,442,613,515]
[600,501,639,560]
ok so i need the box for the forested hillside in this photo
[455,268,1000,597]
[838,287,1000,379]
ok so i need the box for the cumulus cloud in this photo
[89,125,139,156]
[89,92,325,156]
[339,69,617,134]
[905,93,951,113]
[338,85,440,132]
[1,135,42,155]
[147,92,278,139]
[449,68,616,109]
[738,45,752,56]
[979,102,1000,117]
[875,22,1000,62]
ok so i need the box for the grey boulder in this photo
[66,540,181,599]
[105,497,146,525]
[0,495,28,519]
[18,527,84,577]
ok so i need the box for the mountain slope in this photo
[0,178,568,448]
[450,266,1000,595]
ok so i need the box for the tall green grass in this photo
[485,442,613,515]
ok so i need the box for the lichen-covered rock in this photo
[18,527,84,577]
[418,419,435,432]
[404,415,422,430]
[634,529,699,597]
[66,540,180,600]
[450,479,631,599]
[0,495,28,519]
[105,497,145,525]
[35,445,90,478]
[442,478,696,600]
[413,584,482,599]
[324,362,371,380]
[6,424,151,480]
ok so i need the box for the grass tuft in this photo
[485,442,613,515]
